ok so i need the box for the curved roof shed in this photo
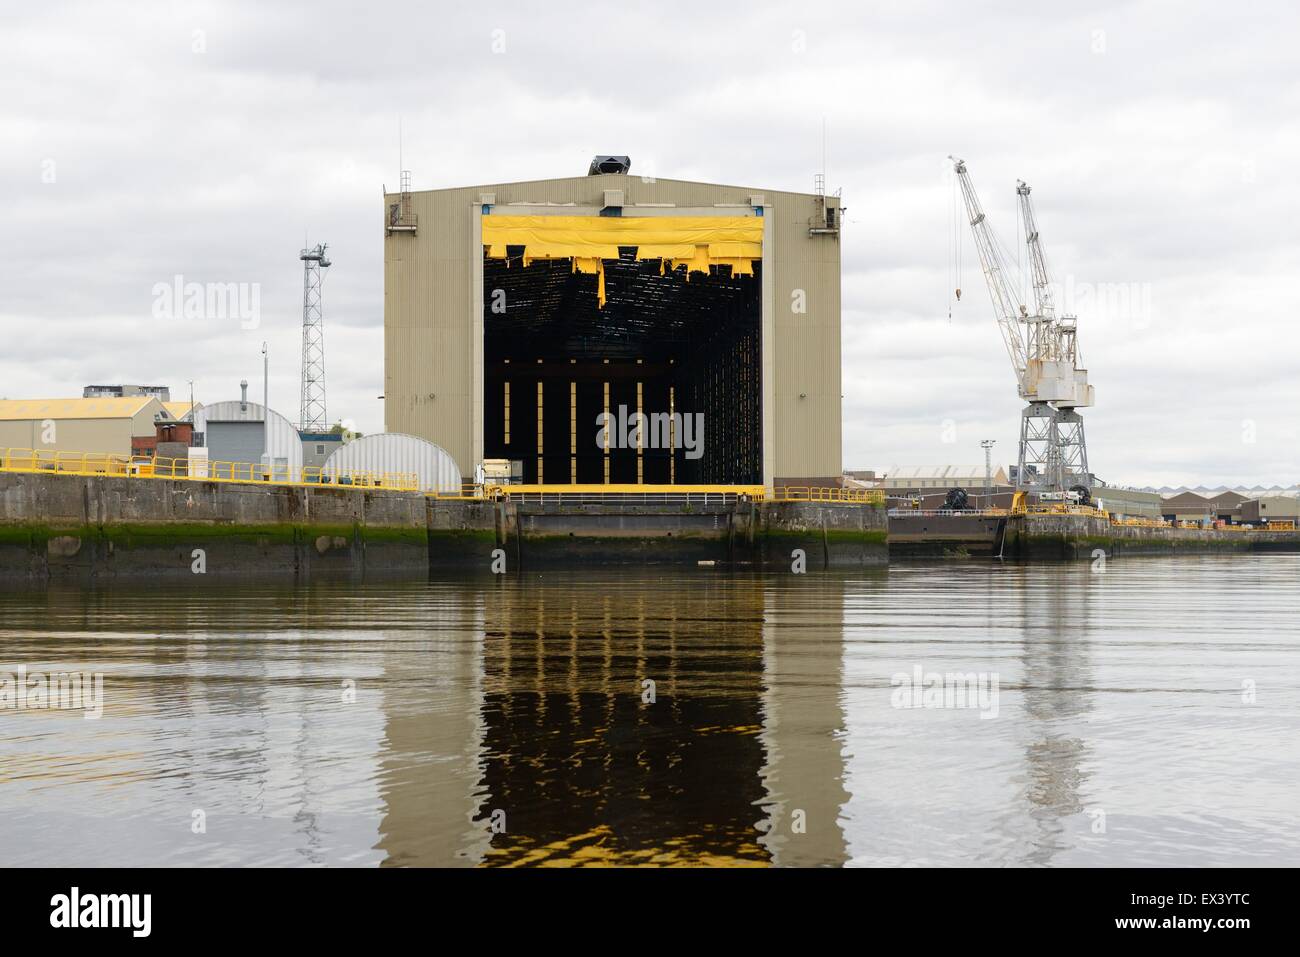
[323,433,461,492]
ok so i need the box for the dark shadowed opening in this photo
[483,248,761,484]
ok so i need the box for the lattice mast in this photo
[299,243,331,431]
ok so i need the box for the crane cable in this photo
[949,166,962,322]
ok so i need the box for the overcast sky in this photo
[3,1,1297,486]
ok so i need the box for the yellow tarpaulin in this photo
[482,215,762,307]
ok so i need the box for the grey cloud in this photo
[1,0,1297,484]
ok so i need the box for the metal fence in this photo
[482,483,766,507]
[0,448,419,492]
[772,486,885,505]
[887,508,1011,519]
[0,452,893,508]
[483,484,885,507]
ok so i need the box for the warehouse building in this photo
[1240,494,1300,524]
[0,396,171,457]
[1089,485,1164,519]
[383,157,842,486]
[163,400,202,422]
[323,433,461,492]
[881,465,1011,492]
[192,383,303,476]
[1160,490,1250,524]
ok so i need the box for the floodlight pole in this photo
[262,342,270,478]
[981,439,996,507]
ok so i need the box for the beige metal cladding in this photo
[0,396,167,455]
[383,173,842,482]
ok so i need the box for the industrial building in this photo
[1089,485,1164,519]
[82,384,172,401]
[1240,494,1300,524]
[0,396,171,457]
[192,386,303,475]
[163,400,201,422]
[322,433,461,492]
[880,466,1011,492]
[1160,490,1250,524]
[382,157,842,487]
[299,431,344,471]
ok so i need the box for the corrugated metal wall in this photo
[384,173,841,482]
[322,432,461,491]
[194,400,303,472]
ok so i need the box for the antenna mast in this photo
[299,242,331,431]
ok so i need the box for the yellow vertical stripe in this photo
[669,385,676,485]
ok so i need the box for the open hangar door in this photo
[481,215,762,486]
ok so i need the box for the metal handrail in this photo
[0,456,898,508]
[0,447,420,493]
[772,485,885,505]
[480,484,886,506]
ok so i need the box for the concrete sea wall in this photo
[1010,513,1300,559]
[884,510,1300,560]
[12,471,1289,579]
[0,471,428,580]
[0,472,889,580]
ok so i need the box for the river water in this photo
[1,554,1297,867]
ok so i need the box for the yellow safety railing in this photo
[1110,516,1172,528]
[427,482,493,501]
[1025,503,1109,517]
[477,484,886,505]
[0,448,419,493]
[771,485,886,505]
[1,454,898,506]
[480,483,768,505]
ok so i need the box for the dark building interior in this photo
[482,249,761,485]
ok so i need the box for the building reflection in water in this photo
[374,573,852,866]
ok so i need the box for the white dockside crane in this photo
[950,156,1094,495]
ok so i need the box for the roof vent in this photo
[588,155,631,176]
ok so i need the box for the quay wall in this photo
[1012,514,1300,559]
[0,471,428,580]
[0,472,888,580]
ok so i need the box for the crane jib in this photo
[951,156,1094,492]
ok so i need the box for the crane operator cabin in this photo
[382,156,843,488]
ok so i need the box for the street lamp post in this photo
[262,343,270,479]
